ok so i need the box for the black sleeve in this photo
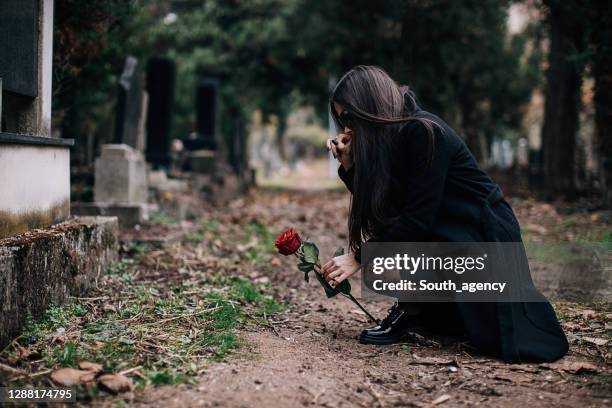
[372,121,454,242]
[338,165,354,194]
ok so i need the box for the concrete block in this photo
[71,202,156,227]
[0,134,73,239]
[0,216,119,348]
[94,144,147,204]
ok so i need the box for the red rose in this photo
[275,228,302,255]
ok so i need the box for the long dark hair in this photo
[330,65,437,255]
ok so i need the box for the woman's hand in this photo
[321,253,360,287]
[326,133,353,170]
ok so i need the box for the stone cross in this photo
[114,56,147,151]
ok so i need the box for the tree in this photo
[540,0,587,198]
[53,0,542,174]
[590,0,612,207]
[291,0,539,163]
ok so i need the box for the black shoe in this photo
[359,303,420,345]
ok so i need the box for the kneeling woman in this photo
[322,65,568,363]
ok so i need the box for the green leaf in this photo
[297,262,314,272]
[302,241,319,264]
[297,262,314,282]
[314,271,338,298]
[334,246,344,257]
[313,270,351,298]
[336,279,352,296]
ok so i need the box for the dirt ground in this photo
[105,187,610,408]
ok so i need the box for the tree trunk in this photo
[591,0,612,208]
[459,102,489,166]
[540,1,585,198]
[276,109,288,162]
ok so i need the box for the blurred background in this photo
[47,0,610,206]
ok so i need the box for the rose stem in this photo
[314,263,380,325]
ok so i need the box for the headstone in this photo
[184,79,219,151]
[0,0,53,137]
[0,0,73,239]
[0,0,38,97]
[185,150,217,174]
[114,56,147,151]
[0,0,119,351]
[145,57,175,168]
[94,144,147,204]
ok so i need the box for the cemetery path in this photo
[116,189,610,408]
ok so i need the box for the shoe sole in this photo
[359,333,405,345]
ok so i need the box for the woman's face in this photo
[333,101,353,134]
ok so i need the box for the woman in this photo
[321,65,568,363]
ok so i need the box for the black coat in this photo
[338,110,568,363]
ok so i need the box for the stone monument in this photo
[145,57,175,169]
[72,55,151,226]
[0,0,118,349]
[114,56,147,151]
[184,78,219,174]
[94,144,148,204]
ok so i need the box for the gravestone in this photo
[196,79,218,149]
[94,144,147,204]
[145,57,175,168]
[114,56,147,151]
[0,0,52,136]
[0,0,38,97]
[0,0,119,349]
[184,79,219,151]
[184,79,219,174]
[73,144,151,226]
[0,0,72,237]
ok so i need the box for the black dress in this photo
[338,110,568,363]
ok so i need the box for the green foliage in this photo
[301,241,319,264]
[211,301,241,330]
[199,332,239,362]
[296,241,350,298]
[12,269,283,387]
[149,211,179,226]
[147,370,195,386]
[50,341,80,368]
[53,0,542,160]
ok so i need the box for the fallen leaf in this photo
[102,304,116,313]
[15,346,38,360]
[491,363,538,372]
[576,309,596,319]
[526,223,548,234]
[431,394,451,405]
[412,355,455,366]
[541,360,599,374]
[51,368,92,386]
[562,322,582,331]
[494,372,534,383]
[79,371,99,385]
[79,361,103,373]
[97,373,133,393]
[581,337,608,346]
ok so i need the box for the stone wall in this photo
[0,216,118,348]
